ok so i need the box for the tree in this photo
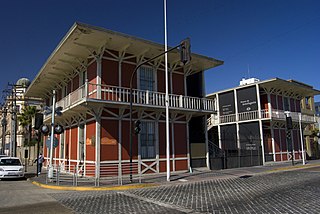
[17,106,37,160]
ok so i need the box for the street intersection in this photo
[1,163,320,213]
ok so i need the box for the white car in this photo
[0,157,24,179]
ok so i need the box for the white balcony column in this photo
[270,123,276,162]
[234,89,239,122]
[171,114,175,172]
[186,115,191,171]
[96,57,102,99]
[68,126,72,172]
[218,125,222,148]
[234,89,240,154]
[256,85,262,119]
[118,109,124,185]
[204,114,210,170]
[94,108,103,185]
[156,113,160,173]
[267,93,272,118]
[259,120,265,165]
[255,85,265,165]
[77,123,80,169]
[83,123,87,176]
[299,113,306,165]
[118,57,123,87]
[84,79,88,98]
[216,94,220,124]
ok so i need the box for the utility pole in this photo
[1,107,7,155]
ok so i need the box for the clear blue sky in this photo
[1,0,319,102]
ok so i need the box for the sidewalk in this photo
[27,159,320,191]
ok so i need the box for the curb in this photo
[265,163,320,173]
[30,180,158,191]
[29,163,320,191]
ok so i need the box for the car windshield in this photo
[0,159,22,166]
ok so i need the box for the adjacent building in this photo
[24,23,223,180]
[315,102,320,117]
[0,78,42,161]
[207,78,320,169]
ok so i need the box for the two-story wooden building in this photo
[207,78,320,169]
[25,23,223,181]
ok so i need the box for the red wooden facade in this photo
[25,23,223,178]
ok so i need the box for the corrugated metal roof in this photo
[25,22,223,98]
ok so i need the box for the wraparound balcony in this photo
[54,82,216,115]
[207,109,317,129]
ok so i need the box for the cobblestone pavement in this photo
[50,168,320,214]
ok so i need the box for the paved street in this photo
[0,171,73,214]
[51,166,320,214]
[2,164,320,213]
[0,166,74,214]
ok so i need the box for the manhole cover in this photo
[239,175,252,179]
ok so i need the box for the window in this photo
[283,97,289,111]
[305,97,311,110]
[0,158,21,166]
[140,121,156,159]
[139,66,155,91]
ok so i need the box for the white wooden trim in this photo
[171,120,175,172]
[95,116,101,179]
[204,114,210,169]
[256,84,265,165]
[96,58,102,99]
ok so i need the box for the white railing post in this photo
[68,93,71,107]
[146,90,149,104]
[85,79,88,98]
[179,95,183,108]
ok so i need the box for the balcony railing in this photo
[55,82,215,113]
[207,109,316,129]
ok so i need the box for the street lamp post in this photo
[48,90,56,179]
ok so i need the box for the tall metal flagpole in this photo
[164,0,170,181]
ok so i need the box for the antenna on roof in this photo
[247,64,250,78]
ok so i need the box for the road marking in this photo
[118,191,201,214]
